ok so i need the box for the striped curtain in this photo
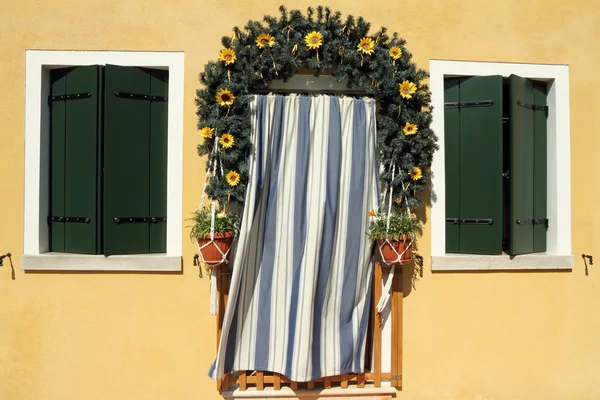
[209,94,379,382]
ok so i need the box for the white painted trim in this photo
[428,60,571,269]
[432,254,573,271]
[21,253,181,271]
[23,50,184,270]
[223,382,396,398]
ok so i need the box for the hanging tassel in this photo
[227,68,231,83]
[210,269,218,316]
[228,191,231,203]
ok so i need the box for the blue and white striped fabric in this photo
[209,94,379,382]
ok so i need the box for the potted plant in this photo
[190,207,240,265]
[367,207,421,265]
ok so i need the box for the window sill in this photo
[431,253,574,271]
[22,253,182,272]
[223,382,396,399]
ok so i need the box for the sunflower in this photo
[220,133,234,149]
[305,31,323,50]
[368,210,377,217]
[409,167,422,181]
[404,122,418,135]
[200,127,214,139]
[357,37,375,55]
[399,80,417,99]
[216,88,235,107]
[389,46,402,61]
[256,33,275,49]
[218,48,236,65]
[226,170,241,187]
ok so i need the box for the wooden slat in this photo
[273,373,281,390]
[290,380,298,390]
[256,371,264,391]
[374,262,383,388]
[324,377,331,389]
[397,267,403,389]
[217,270,224,392]
[357,372,365,388]
[391,268,398,387]
[239,372,247,391]
[391,266,403,388]
[307,380,315,389]
[341,374,349,388]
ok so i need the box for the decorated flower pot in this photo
[197,232,235,265]
[377,235,412,265]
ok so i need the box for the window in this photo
[429,60,573,271]
[444,75,548,256]
[23,51,184,271]
[49,65,168,255]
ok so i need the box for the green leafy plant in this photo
[367,207,422,241]
[197,5,437,208]
[189,207,240,241]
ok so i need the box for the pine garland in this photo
[196,5,438,210]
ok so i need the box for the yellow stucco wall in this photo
[1,1,599,399]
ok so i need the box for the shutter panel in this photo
[103,65,168,255]
[49,66,101,254]
[49,69,68,252]
[458,76,503,254]
[148,69,168,253]
[444,78,460,253]
[509,75,535,255]
[532,81,548,253]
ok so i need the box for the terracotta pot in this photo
[377,235,412,265]
[197,232,235,265]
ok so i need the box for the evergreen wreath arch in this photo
[196,5,438,209]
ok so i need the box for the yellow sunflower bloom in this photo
[220,133,234,149]
[305,31,323,50]
[399,80,417,99]
[218,48,236,65]
[256,33,275,49]
[404,122,418,135]
[389,46,402,60]
[357,37,375,55]
[200,127,214,139]
[216,88,235,107]
[226,170,241,187]
[409,167,422,181]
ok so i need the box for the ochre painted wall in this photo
[1,1,599,399]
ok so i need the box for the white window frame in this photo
[22,50,184,271]
[429,60,573,271]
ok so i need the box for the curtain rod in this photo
[251,89,369,96]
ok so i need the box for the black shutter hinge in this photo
[516,219,549,226]
[48,92,92,104]
[444,100,493,109]
[113,217,166,224]
[48,216,91,224]
[517,100,548,113]
[446,218,494,225]
[114,91,168,102]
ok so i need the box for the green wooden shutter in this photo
[456,76,503,254]
[509,75,547,255]
[49,66,101,254]
[444,78,461,253]
[103,65,168,255]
